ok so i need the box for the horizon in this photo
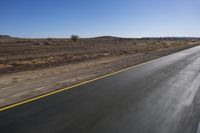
[0,0,199,38]
[1,34,200,39]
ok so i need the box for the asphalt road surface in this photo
[1,46,200,133]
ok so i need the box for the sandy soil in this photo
[1,37,199,74]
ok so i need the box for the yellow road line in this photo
[0,60,153,111]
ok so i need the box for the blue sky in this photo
[0,0,199,38]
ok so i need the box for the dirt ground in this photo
[1,37,200,74]
[0,36,200,107]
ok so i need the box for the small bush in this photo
[71,35,79,42]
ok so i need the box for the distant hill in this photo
[93,36,118,39]
[91,36,122,40]
[91,36,200,41]
[141,37,200,40]
[0,35,12,39]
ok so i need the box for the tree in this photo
[71,35,79,42]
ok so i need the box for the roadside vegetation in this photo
[0,35,199,74]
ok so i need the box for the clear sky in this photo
[0,0,199,38]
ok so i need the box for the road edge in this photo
[1,45,200,111]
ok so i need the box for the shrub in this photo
[71,35,79,42]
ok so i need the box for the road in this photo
[1,46,200,133]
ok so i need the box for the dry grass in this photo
[0,36,199,74]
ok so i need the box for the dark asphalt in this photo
[1,46,200,133]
